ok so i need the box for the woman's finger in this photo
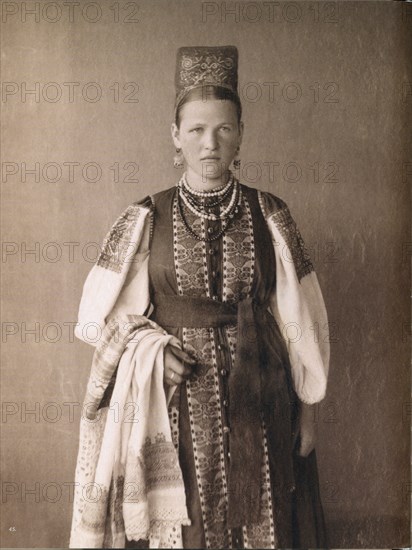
[168,355,192,377]
[168,344,197,364]
[164,369,184,386]
[165,348,193,377]
[164,348,192,379]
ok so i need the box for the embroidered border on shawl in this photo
[79,486,110,532]
[97,204,143,273]
[143,434,186,490]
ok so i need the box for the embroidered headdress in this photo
[175,45,239,107]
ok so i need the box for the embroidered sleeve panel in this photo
[97,197,153,273]
[258,189,288,218]
[259,191,314,283]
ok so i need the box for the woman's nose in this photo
[203,130,218,150]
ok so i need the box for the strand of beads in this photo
[179,183,238,221]
[182,181,234,210]
[178,173,234,212]
[181,172,233,197]
[176,173,242,242]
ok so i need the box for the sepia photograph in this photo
[1,0,410,548]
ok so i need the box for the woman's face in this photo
[171,99,243,183]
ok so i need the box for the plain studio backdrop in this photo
[1,1,410,547]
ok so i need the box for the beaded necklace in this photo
[178,173,238,221]
[176,172,242,242]
[183,182,233,210]
[182,173,232,197]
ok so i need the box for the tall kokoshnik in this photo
[174,45,240,110]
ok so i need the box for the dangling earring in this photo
[233,147,241,169]
[174,148,184,168]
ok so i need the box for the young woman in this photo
[70,46,329,549]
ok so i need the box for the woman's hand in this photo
[295,402,318,457]
[164,341,196,386]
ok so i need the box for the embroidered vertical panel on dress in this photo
[173,198,230,548]
[222,197,254,305]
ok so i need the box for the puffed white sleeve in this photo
[259,190,330,404]
[75,197,153,346]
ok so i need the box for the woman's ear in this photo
[171,123,181,149]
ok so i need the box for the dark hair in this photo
[175,85,242,128]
